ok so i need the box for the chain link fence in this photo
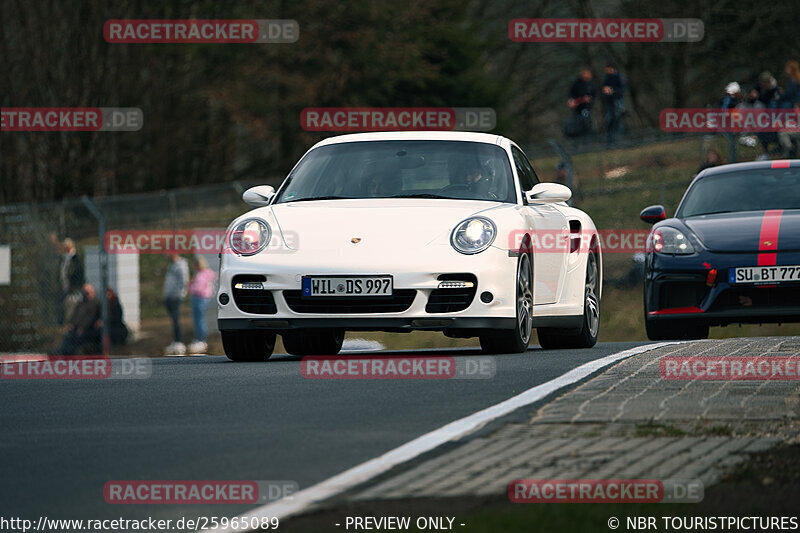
[0,178,281,354]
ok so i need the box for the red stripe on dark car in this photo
[648,306,704,315]
[757,209,782,265]
[758,253,777,266]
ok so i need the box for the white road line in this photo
[205,342,677,532]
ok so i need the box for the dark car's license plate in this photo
[730,266,800,283]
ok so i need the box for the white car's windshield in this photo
[274,140,516,204]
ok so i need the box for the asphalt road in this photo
[0,342,647,525]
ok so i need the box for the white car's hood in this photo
[268,199,509,251]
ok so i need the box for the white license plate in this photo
[301,276,393,296]
[730,265,800,284]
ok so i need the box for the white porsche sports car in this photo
[217,131,602,360]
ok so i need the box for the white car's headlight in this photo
[649,227,695,254]
[451,217,496,255]
[228,218,271,256]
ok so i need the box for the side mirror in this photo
[242,185,276,207]
[525,183,572,204]
[640,205,666,224]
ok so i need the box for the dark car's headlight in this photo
[228,218,271,256]
[451,217,496,255]
[648,227,695,255]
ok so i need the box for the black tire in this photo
[221,331,276,362]
[480,254,533,354]
[282,329,345,356]
[645,318,709,341]
[537,251,600,350]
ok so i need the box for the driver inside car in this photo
[445,157,492,197]
[464,164,492,197]
[364,172,400,197]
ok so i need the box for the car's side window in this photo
[511,146,539,202]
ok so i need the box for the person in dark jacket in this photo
[602,61,626,143]
[163,254,189,355]
[778,60,800,157]
[748,71,781,156]
[107,288,129,346]
[565,68,596,137]
[721,82,743,109]
[56,283,101,355]
[59,238,85,324]
[747,71,780,108]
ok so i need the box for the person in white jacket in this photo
[163,254,189,355]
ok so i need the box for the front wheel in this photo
[480,254,533,354]
[221,331,276,362]
[537,251,600,350]
[282,329,345,356]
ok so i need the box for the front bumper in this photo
[217,243,519,330]
[645,251,800,326]
[218,316,516,331]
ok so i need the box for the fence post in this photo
[725,133,737,163]
[168,191,178,232]
[81,196,110,356]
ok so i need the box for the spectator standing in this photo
[106,288,129,346]
[56,283,101,355]
[748,71,780,108]
[779,60,800,108]
[163,254,189,355]
[59,238,84,325]
[747,71,781,157]
[721,82,743,109]
[187,257,217,354]
[778,60,800,158]
[601,61,626,143]
[565,68,596,138]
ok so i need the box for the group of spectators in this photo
[718,60,800,158]
[693,60,800,176]
[564,59,800,159]
[50,234,128,355]
[49,236,216,356]
[162,253,217,356]
[565,61,626,144]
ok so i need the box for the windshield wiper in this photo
[282,195,350,203]
[386,193,455,200]
[690,210,735,216]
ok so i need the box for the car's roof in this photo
[696,159,798,179]
[313,131,508,148]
